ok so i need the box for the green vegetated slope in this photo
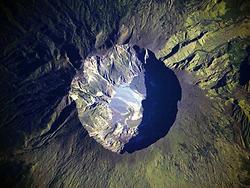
[157,0,250,151]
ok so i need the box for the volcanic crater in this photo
[70,45,181,153]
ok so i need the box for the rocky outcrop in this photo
[70,45,181,153]
[70,45,146,152]
[157,0,250,96]
[157,0,250,150]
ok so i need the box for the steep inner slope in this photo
[70,45,148,153]
[70,45,181,153]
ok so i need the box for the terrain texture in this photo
[0,0,250,187]
[70,45,147,153]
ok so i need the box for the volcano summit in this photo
[70,45,181,153]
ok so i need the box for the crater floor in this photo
[70,45,181,153]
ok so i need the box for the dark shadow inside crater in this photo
[239,46,250,86]
[122,46,182,153]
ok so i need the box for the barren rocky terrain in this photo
[0,0,249,187]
